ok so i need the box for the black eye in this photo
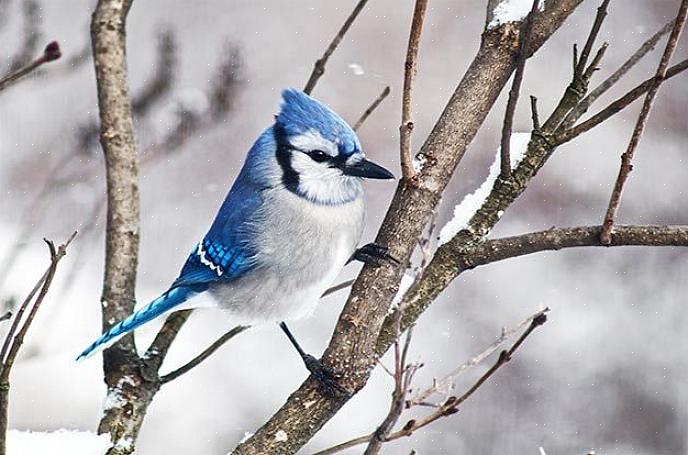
[309,150,329,162]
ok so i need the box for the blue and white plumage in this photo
[77,88,394,361]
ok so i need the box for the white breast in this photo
[208,188,364,324]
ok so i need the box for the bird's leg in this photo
[350,242,400,267]
[278,321,349,397]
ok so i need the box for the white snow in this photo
[274,430,288,442]
[412,153,427,173]
[348,63,365,76]
[391,273,416,309]
[488,0,544,29]
[437,133,531,246]
[239,432,254,444]
[6,429,110,455]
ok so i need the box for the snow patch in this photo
[103,376,136,411]
[488,0,544,29]
[412,153,427,173]
[7,429,110,455]
[274,430,288,442]
[437,133,531,246]
[391,273,416,310]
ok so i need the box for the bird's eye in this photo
[309,150,329,162]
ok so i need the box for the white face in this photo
[286,130,363,205]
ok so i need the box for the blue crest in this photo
[276,88,360,156]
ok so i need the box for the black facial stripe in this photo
[273,124,299,193]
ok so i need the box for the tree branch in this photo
[562,19,673,128]
[317,311,547,454]
[554,57,688,144]
[90,1,148,453]
[0,232,75,455]
[400,0,429,180]
[0,41,61,93]
[500,0,539,179]
[233,2,584,453]
[159,325,249,384]
[353,86,391,131]
[599,0,688,244]
[574,0,610,78]
[303,0,370,94]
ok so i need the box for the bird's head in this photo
[272,88,394,205]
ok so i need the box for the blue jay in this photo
[78,88,396,393]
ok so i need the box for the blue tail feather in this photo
[76,286,197,361]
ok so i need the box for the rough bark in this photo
[90,1,156,454]
[232,2,583,453]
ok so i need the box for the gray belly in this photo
[208,189,364,324]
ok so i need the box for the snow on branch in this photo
[488,0,545,29]
[437,133,531,246]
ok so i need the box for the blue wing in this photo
[77,135,272,361]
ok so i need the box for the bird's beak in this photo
[343,158,395,180]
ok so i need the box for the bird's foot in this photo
[303,354,350,398]
[351,243,400,267]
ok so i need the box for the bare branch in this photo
[379,312,547,443]
[0,232,75,455]
[303,0,370,94]
[353,86,391,131]
[599,0,688,244]
[90,1,148,452]
[408,307,548,407]
[159,325,249,384]
[562,20,673,127]
[0,313,10,323]
[0,41,61,93]
[555,57,688,144]
[321,279,355,298]
[500,0,539,179]
[321,312,547,453]
[400,0,429,180]
[233,3,585,453]
[574,0,610,78]
[539,0,610,134]
[529,95,540,130]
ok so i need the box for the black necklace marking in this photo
[273,124,300,193]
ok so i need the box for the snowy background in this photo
[1,0,687,454]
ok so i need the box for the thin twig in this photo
[160,325,249,384]
[574,0,610,78]
[562,20,673,128]
[500,0,539,179]
[322,279,355,298]
[541,0,610,133]
[400,0,429,180]
[0,313,10,323]
[408,307,549,407]
[530,95,540,130]
[0,232,76,455]
[599,0,688,245]
[317,312,547,454]
[0,41,61,93]
[303,0,370,94]
[353,86,391,131]
[555,57,688,144]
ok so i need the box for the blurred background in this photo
[0,0,687,454]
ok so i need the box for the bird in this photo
[77,88,397,393]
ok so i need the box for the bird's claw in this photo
[303,354,350,398]
[351,243,400,267]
